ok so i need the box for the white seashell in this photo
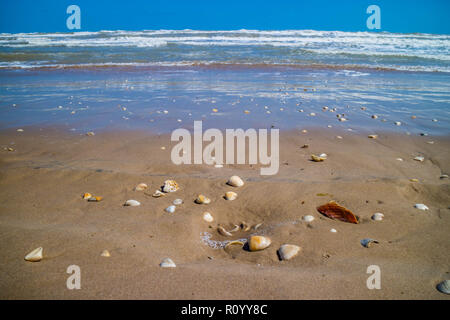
[165,205,176,213]
[214,164,223,168]
[368,135,378,139]
[339,117,347,122]
[319,153,327,158]
[203,212,214,223]
[302,215,315,222]
[25,247,43,262]
[160,258,176,268]
[124,199,140,207]
[195,194,211,204]
[224,191,237,201]
[330,228,337,233]
[394,121,402,126]
[360,238,379,248]
[173,199,183,205]
[227,176,244,187]
[134,183,148,191]
[440,174,449,179]
[278,244,301,261]
[371,213,384,221]
[218,226,233,237]
[17,128,24,132]
[248,235,271,251]
[162,180,179,193]
[253,223,263,230]
[100,250,111,257]
[436,280,450,295]
[371,115,378,119]
[396,158,403,161]
[152,190,165,198]
[414,203,429,210]
[414,156,424,162]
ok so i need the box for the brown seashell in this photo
[317,201,359,224]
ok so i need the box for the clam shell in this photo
[225,240,245,249]
[160,258,176,268]
[311,154,326,162]
[317,201,359,224]
[203,212,214,223]
[82,193,92,200]
[368,135,378,139]
[134,183,148,191]
[124,199,140,207]
[165,205,176,213]
[195,194,211,204]
[302,215,315,222]
[278,244,301,261]
[436,280,450,295]
[152,190,165,198]
[371,213,384,221]
[248,235,271,251]
[360,238,379,248]
[88,196,103,202]
[414,156,424,162]
[240,222,250,231]
[218,226,233,237]
[25,247,43,262]
[224,191,237,201]
[100,250,111,257]
[227,175,244,187]
[162,180,179,193]
[414,203,429,210]
[253,223,263,230]
[330,228,337,233]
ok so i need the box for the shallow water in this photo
[0,65,449,135]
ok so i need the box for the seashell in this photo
[301,129,307,133]
[86,131,95,136]
[371,115,378,119]
[410,178,419,182]
[134,183,148,191]
[240,222,250,231]
[336,135,343,139]
[224,191,237,201]
[248,235,271,251]
[225,240,245,249]
[396,158,403,161]
[394,121,401,126]
[88,196,103,202]
[371,213,384,221]
[368,135,378,139]
[244,110,250,114]
[360,238,379,248]
[152,190,165,198]
[195,194,211,204]
[311,154,326,162]
[82,193,92,200]
[162,180,179,193]
[203,212,214,223]
[411,115,417,119]
[6,147,14,151]
[339,117,347,122]
[17,128,24,132]
[227,175,244,187]
[100,250,111,257]
[212,108,218,112]
[229,225,240,233]
[440,174,449,179]
[25,247,43,262]
[301,144,309,148]
[317,201,359,224]
[218,226,232,237]
[302,215,315,222]
[414,203,429,210]
[165,205,176,213]
[436,280,450,295]
[310,112,316,116]
[173,198,183,205]
[253,223,263,230]
[160,258,176,268]
[414,156,424,162]
[330,228,337,233]
[278,244,301,261]
[124,199,140,206]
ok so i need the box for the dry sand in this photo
[0,127,449,299]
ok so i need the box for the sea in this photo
[0,29,449,134]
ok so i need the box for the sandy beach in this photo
[1,127,449,299]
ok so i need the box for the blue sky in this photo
[0,0,449,34]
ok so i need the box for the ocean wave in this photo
[0,29,449,72]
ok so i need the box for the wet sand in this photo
[0,127,449,299]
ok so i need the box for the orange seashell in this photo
[317,201,359,224]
